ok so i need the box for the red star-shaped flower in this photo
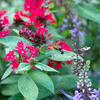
[10,59,20,69]
[34,20,43,28]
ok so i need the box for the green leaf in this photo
[21,16,29,22]
[15,63,31,74]
[7,93,24,100]
[90,76,100,89]
[28,70,55,93]
[1,66,13,80]
[6,8,15,25]
[18,75,38,100]
[0,75,20,84]
[36,49,83,62]
[50,75,62,88]
[1,84,19,96]
[0,36,31,49]
[46,26,63,41]
[46,49,83,61]
[37,84,51,100]
[35,63,58,72]
[75,2,100,24]
[48,3,54,9]
[12,29,19,34]
[51,75,78,89]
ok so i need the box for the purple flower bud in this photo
[72,14,78,22]
[76,21,82,26]
[72,28,78,37]
[51,54,53,57]
[63,18,68,23]
[60,24,68,30]
[12,70,15,75]
[78,31,85,38]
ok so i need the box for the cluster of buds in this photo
[4,41,39,70]
[19,26,53,46]
[59,60,100,100]
[75,60,99,100]
[70,30,90,76]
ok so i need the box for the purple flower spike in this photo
[63,18,68,23]
[72,14,78,22]
[76,21,82,26]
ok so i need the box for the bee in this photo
[47,41,64,54]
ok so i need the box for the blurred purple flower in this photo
[72,28,78,37]
[60,24,68,30]
[59,82,100,100]
[78,31,85,38]
[76,21,82,26]
[63,18,68,23]
[89,89,99,100]
[93,72,100,77]
[72,14,78,22]
[58,89,73,100]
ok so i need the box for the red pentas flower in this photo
[14,11,28,26]
[14,11,28,20]
[4,41,39,70]
[0,10,11,38]
[34,20,43,28]
[4,51,16,61]
[0,10,7,17]
[23,0,56,26]
[10,59,20,69]
[47,41,73,70]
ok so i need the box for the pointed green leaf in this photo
[0,75,20,84]
[12,29,19,34]
[75,2,100,24]
[46,26,63,41]
[18,75,38,100]
[6,8,15,25]
[35,63,58,72]
[28,70,54,93]
[37,84,51,100]
[21,16,29,22]
[36,49,83,62]
[46,49,83,61]
[0,36,31,49]
[1,66,13,80]
[15,63,31,74]
[1,84,19,96]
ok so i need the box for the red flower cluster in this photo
[19,26,53,46]
[0,10,11,38]
[24,0,56,27]
[14,11,28,26]
[14,11,28,20]
[47,41,73,70]
[4,41,39,69]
